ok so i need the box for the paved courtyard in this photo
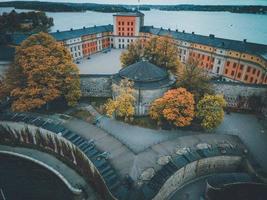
[77,49,123,74]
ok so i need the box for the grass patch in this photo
[116,116,158,129]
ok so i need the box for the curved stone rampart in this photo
[153,155,242,200]
[0,118,119,200]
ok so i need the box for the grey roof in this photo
[113,12,144,17]
[0,45,15,61]
[141,26,267,61]
[51,24,113,41]
[10,25,113,45]
[119,61,168,82]
[113,61,174,89]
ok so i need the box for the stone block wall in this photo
[79,75,267,112]
[213,81,267,109]
[80,74,112,97]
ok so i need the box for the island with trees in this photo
[0,1,130,13]
[0,10,53,33]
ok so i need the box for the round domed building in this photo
[112,61,176,116]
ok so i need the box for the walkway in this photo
[81,105,199,154]
[97,117,198,154]
[63,117,243,181]
[215,113,267,172]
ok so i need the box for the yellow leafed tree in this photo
[196,95,226,131]
[104,79,135,121]
[0,32,81,111]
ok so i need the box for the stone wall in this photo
[153,155,243,200]
[79,75,267,112]
[213,81,267,109]
[80,74,112,98]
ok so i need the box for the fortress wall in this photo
[80,74,112,97]
[153,156,242,200]
[79,75,267,113]
[214,81,267,98]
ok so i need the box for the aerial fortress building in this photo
[10,11,267,85]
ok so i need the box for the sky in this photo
[1,0,267,5]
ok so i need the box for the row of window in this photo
[118,27,134,32]
[118,32,134,36]
[118,21,134,26]
[118,38,134,43]
[226,61,261,76]
[190,52,215,62]
[71,51,82,58]
[70,45,81,52]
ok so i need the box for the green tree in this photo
[176,58,214,101]
[120,36,181,73]
[0,10,53,34]
[0,32,81,111]
[149,88,195,127]
[104,79,135,121]
[196,95,226,131]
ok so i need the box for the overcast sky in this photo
[1,0,267,5]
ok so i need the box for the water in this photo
[1,7,267,44]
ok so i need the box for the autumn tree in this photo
[120,39,143,67]
[104,79,135,121]
[120,36,181,73]
[149,88,195,127]
[0,32,81,111]
[176,58,214,101]
[196,95,226,131]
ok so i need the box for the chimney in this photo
[182,30,185,33]
[192,32,195,34]
[243,39,247,43]
[209,34,215,38]
[83,26,85,29]
[56,30,59,32]
[168,28,170,31]
[70,28,73,31]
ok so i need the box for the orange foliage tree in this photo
[0,32,81,111]
[149,88,195,127]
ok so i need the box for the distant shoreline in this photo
[0,1,266,14]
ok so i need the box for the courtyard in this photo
[77,49,123,75]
